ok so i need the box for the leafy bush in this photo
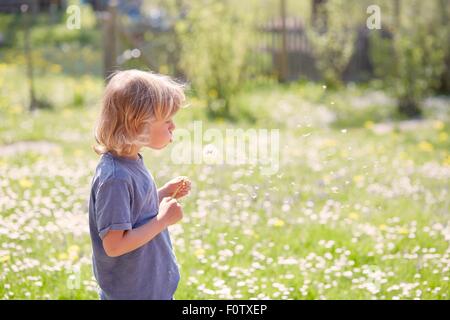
[370,0,448,118]
[307,0,362,88]
[175,0,257,118]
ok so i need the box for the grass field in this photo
[0,64,449,300]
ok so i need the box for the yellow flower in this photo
[398,227,409,235]
[53,148,63,156]
[353,175,364,184]
[340,150,349,158]
[322,139,337,148]
[379,224,387,231]
[159,64,169,74]
[349,212,360,220]
[398,151,409,160]
[364,120,374,129]
[68,245,80,261]
[58,252,68,260]
[443,155,450,166]
[19,179,33,189]
[418,141,434,152]
[208,89,218,99]
[195,248,205,257]
[438,132,448,142]
[68,245,80,253]
[50,64,62,73]
[273,218,285,227]
[10,105,23,115]
[74,149,83,157]
[62,109,73,118]
[433,120,444,130]
[0,254,10,263]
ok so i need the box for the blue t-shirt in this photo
[88,152,180,300]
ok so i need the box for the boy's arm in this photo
[157,187,169,204]
[102,216,166,257]
[102,197,182,257]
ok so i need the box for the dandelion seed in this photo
[343,271,353,278]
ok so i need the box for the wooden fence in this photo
[256,17,375,82]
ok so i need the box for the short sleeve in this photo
[95,178,133,240]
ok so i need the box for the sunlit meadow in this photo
[0,63,449,300]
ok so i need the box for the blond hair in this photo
[93,69,185,156]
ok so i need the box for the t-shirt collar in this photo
[106,151,143,164]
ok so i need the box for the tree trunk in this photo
[22,3,37,111]
[398,97,422,118]
[103,1,118,82]
[394,0,401,30]
[438,0,450,94]
[311,0,327,32]
[279,0,288,83]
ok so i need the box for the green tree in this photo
[370,0,448,118]
[307,0,362,88]
[175,0,256,118]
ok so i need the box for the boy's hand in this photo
[158,197,183,227]
[162,176,192,199]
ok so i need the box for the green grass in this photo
[0,62,449,300]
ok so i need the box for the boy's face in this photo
[146,117,176,150]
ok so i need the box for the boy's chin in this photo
[148,141,171,150]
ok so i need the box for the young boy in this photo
[88,69,191,300]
